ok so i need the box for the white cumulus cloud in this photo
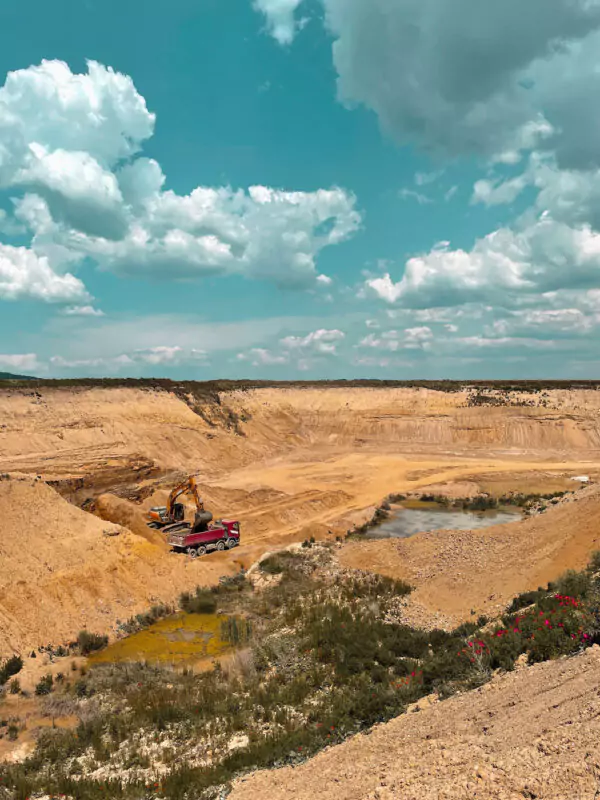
[0,242,86,302]
[0,353,39,372]
[238,348,290,366]
[280,328,345,354]
[61,305,105,317]
[0,59,361,304]
[253,0,306,44]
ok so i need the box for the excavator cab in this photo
[146,475,207,530]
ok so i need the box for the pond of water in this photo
[364,505,522,540]
[89,612,235,667]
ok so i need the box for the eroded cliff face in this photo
[2,385,600,483]
[1,383,600,653]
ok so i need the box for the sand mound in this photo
[0,477,243,655]
[94,493,166,547]
[230,645,600,800]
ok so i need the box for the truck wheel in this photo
[216,540,225,551]
[226,538,236,549]
[187,547,198,559]
[197,545,207,557]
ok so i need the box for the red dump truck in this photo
[165,519,240,558]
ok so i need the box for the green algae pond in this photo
[89,612,249,668]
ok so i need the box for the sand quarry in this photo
[3,381,600,792]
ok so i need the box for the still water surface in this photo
[365,506,521,540]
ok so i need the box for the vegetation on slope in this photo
[3,378,600,393]
[1,546,599,799]
[0,372,35,380]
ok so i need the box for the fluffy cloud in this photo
[135,346,182,365]
[50,354,132,370]
[253,0,305,44]
[366,218,600,309]
[399,189,432,205]
[325,0,600,165]
[253,0,600,344]
[237,327,345,367]
[0,353,39,372]
[49,345,209,372]
[61,305,104,317]
[489,308,595,338]
[14,145,127,239]
[237,348,290,366]
[258,1,600,163]
[357,326,432,352]
[0,59,154,175]
[0,60,360,303]
[280,328,345,354]
[56,184,359,287]
[0,242,86,302]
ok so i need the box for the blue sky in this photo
[3,0,600,378]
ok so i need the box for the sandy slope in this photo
[2,384,600,653]
[340,485,600,627]
[0,477,244,654]
[230,645,600,800]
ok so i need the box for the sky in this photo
[3,1,600,379]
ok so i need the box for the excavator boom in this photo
[147,475,205,528]
[166,476,204,516]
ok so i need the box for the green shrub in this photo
[507,589,546,613]
[77,630,108,655]
[0,655,23,686]
[35,674,53,696]
[8,679,20,694]
[553,569,593,599]
[588,550,600,574]
[259,556,284,574]
[179,588,218,614]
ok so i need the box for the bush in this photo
[554,569,593,599]
[0,655,23,686]
[35,674,53,696]
[587,550,600,574]
[77,631,108,655]
[179,588,218,614]
[74,679,93,698]
[8,679,20,695]
[507,589,546,614]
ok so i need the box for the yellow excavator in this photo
[146,476,213,530]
